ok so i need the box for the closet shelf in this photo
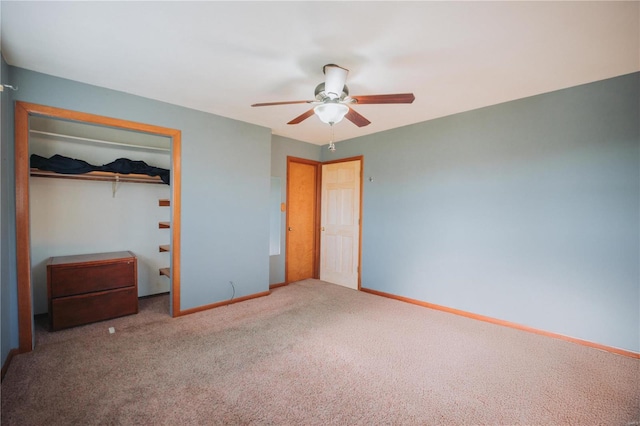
[159,222,170,229]
[159,267,171,277]
[29,129,170,152]
[159,245,170,252]
[30,168,165,184]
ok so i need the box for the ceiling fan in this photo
[251,64,415,128]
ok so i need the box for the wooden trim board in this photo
[1,349,20,382]
[361,287,640,359]
[178,290,271,316]
[269,282,287,289]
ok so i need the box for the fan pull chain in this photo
[328,123,336,151]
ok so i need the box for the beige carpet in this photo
[2,279,639,425]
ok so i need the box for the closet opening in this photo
[15,102,182,353]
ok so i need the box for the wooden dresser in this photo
[47,251,139,331]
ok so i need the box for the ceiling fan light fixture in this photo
[314,103,349,125]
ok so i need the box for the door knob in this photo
[288,227,293,231]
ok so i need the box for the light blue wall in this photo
[269,135,321,284]
[2,66,637,368]
[1,55,18,366]
[322,73,640,353]
[9,67,272,313]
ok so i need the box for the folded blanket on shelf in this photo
[30,154,170,184]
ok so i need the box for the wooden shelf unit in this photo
[159,198,171,279]
[30,168,165,184]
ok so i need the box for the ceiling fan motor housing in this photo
[315,82,349,102]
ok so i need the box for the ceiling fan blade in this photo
[251,100,313,107]
[323,64,349,99]
[287,108,316,125]
[345,107,371,127]
[351,93,415,104]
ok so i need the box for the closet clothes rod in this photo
[29,130,170,152]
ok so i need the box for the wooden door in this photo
[320,159,361,289]
[286,158,319,283]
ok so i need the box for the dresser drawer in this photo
[47,251,138,331]
[51,286,138,331]
[49,260,135,297]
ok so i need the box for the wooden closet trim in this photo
[14,101,182,353]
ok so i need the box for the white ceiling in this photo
[1,1,638,145]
